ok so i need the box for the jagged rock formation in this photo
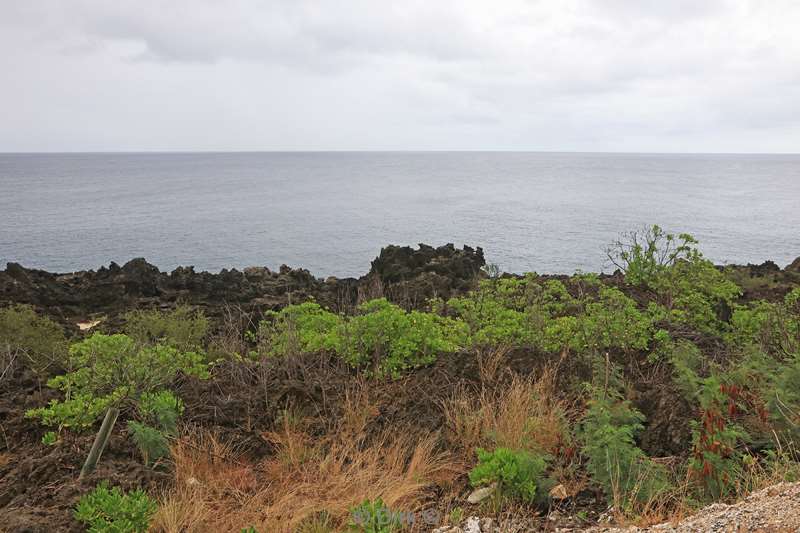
[0,243,485,329]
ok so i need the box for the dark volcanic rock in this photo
[370,243,484,283]
[367,243,484,304]
[0,243,483,329]
[787,256,800,273]
[748,260,781,276]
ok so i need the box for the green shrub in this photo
[128,421,170,466]
[726,302,776,348]
[687,375,748,499]
[26,333,206,430]
[124,305,208,351]
[446,276,579,349]
[607,226,741,336]
[606,225,699,288]
[446,274,656,357]
[128,390,184,464]
[652,258,740,335]
[41,430,58,446]
[338,299,465,378]
[348,498,402,532]
[257,301,342,356]
[580,361,669,508]
[260,299,465,378]
[74,482,157,533]
[579,287,654,353]
[0,304,68,376]
[468,447,549,503]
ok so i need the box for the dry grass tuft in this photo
[443,364,573,458]
[153,386,459,532]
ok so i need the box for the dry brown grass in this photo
[443,364,573,458]
[152,383,460,533]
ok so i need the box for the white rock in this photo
[463,516,483,533]
[467,483,496,504]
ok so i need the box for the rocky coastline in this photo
[3,243,798,334]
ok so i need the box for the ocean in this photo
[1,152,798,277]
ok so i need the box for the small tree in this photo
[26,332,207,475]
[606,225,699,287]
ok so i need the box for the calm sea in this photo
[1,152,798,277]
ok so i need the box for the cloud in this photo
[0,0,799,151]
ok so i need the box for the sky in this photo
[1,0,799,153]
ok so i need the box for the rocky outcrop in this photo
[367,243,485,304]
[0,243,484,329]
[787,256,800,273]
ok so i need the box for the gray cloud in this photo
[0,0,798,152]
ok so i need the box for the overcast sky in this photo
[1,1,798,152]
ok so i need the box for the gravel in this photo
[433,482,800,532]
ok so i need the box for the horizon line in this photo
[1,149,800,156]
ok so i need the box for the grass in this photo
[153,388,460,532]
[443,360,574,459]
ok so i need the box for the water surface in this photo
[1,152,798,276]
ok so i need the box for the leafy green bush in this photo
[651,258,740,335]
[606,225,699,288]
[338,299,465,378]
[257,301,342,357]
[124,305,208,351]
[580,361,669,508]
[259,299,465,378]
[445,277,536,347]
[726,301,776,348]
[26,333,207,430]
[607,226,741,336]
[348,498,402,532]
[74,482,157,533]
[468,447,549,503]
[41,430,58,446]
[446,274,656,357]
[0,304,68,376]
[128,390,184,464]
[579,287,654,353]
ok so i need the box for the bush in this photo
[124,305,208,351]
[74,482,157,532]
[445,277,535,347]
[26,333,207,430]
[667,342,751,499]
[607,226,741,336]
[726,301,776,349]
[468,447,549,503]
[0,304,68,377]
[257,301,342,357]
[651,258,740,335]
[338,299,464,378]
[579,287,654,353]
[580,361,669,509]
[687,374,748,499]
[259,299,465,378]
[128,390,184,465]
[606,225,699,288]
